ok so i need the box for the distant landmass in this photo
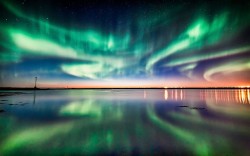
[0,87,249,90]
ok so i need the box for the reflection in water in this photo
[199,89,250,104]
[33,90,36,105]
[164,89,185,101]
[0,89,250,155]
[164,89,168,100]
[59,100,102,117]
[162,89,250,104]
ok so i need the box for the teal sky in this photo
[1,0,250,88]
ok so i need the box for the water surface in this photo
[0,89,250,155]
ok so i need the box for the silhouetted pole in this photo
[34,77,37,89]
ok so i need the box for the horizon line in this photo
[0,86,250,90]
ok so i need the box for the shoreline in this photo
[0,87,250,90]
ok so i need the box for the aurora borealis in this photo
[1,0,250,88]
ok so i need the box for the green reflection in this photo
[0,122,74,155]
[1,89,250,155]
[147,103,210,156]
[59,100,102,117]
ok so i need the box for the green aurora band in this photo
[0,1,250,86]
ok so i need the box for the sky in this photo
[0,0,250,88]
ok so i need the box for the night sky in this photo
[0,0,250,88]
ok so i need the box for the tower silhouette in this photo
[34,77,37,89]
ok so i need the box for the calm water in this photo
[0,89,250,155]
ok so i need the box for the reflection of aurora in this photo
[0,1,250,87]
[1,89,250,155]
